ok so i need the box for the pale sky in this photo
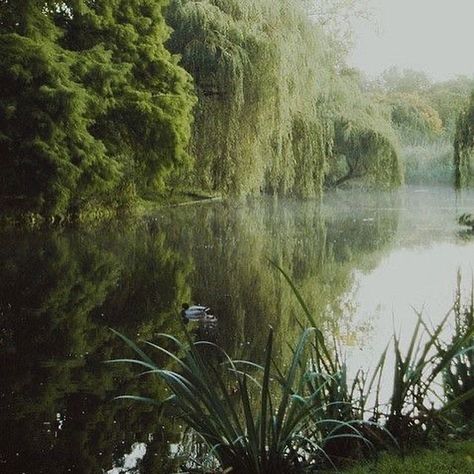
[349,0,474,81]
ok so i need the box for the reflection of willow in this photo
[161,192,400,361]
[0,225,193,473]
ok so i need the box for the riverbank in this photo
[0,191,222,229]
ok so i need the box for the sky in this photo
[349,0,474,81]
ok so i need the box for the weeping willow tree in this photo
[454,92,474,187]
[324,68,402,188]
[167,0,401,196]
[167,0,332,197]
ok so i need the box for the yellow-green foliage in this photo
[387,92,443,140]
[167,0,400,197]
[327,69,402,187]
[373,69,474,185]
[454,92,474,187]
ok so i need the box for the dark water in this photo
[1,186,474,473]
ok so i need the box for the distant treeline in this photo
[369,68,474,185]
[7,1,466,219]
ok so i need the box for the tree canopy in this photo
[1,0,406,218]
[167,0,401,197]
[454,92,474,187]
[0,0,195,216]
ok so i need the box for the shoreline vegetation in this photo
[0,189,222,228]
[1,2,473,225]
[112,266,474,473]
[345,439,474,474]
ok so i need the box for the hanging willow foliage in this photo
[167,0,329,197]
[454,92,474,187]
[167,0,401,197]
[326,69,402,188]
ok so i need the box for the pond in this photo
[1,185,473,473]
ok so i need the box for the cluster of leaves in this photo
[374,68,474,137]
[0,0,195,216]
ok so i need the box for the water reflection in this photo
[167,191,400,363]
[1,186,473,472]
[0,228,189,473]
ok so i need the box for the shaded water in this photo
[1,185,474,473]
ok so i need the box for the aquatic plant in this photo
[109,325,375,473]
[111,264,474,471]
[443,276,474,426]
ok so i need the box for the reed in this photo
[443,275,474,427]
[109,324,374,473]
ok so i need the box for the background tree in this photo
[370,67,474,184]
[454,92,474,187]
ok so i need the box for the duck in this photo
[181,303,217,322]
[458,213,474,230]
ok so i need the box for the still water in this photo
[1,185,474,473]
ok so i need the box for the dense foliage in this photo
[0,0,195,216]
[0,0,405,218]
[371,68,474,184]
[167,0,401,196]
[327,68,401,187]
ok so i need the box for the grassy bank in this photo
[345,439,474,474]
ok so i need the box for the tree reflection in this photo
[0,191,400,472]
[159,191,400,363]
[0,225,191,473]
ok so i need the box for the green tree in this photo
[167,0,400,196]
[58,0,196,194]
[372,68,474,184]
[0,0,196,216]
[326,69,402,188]
[0,1,118,215]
